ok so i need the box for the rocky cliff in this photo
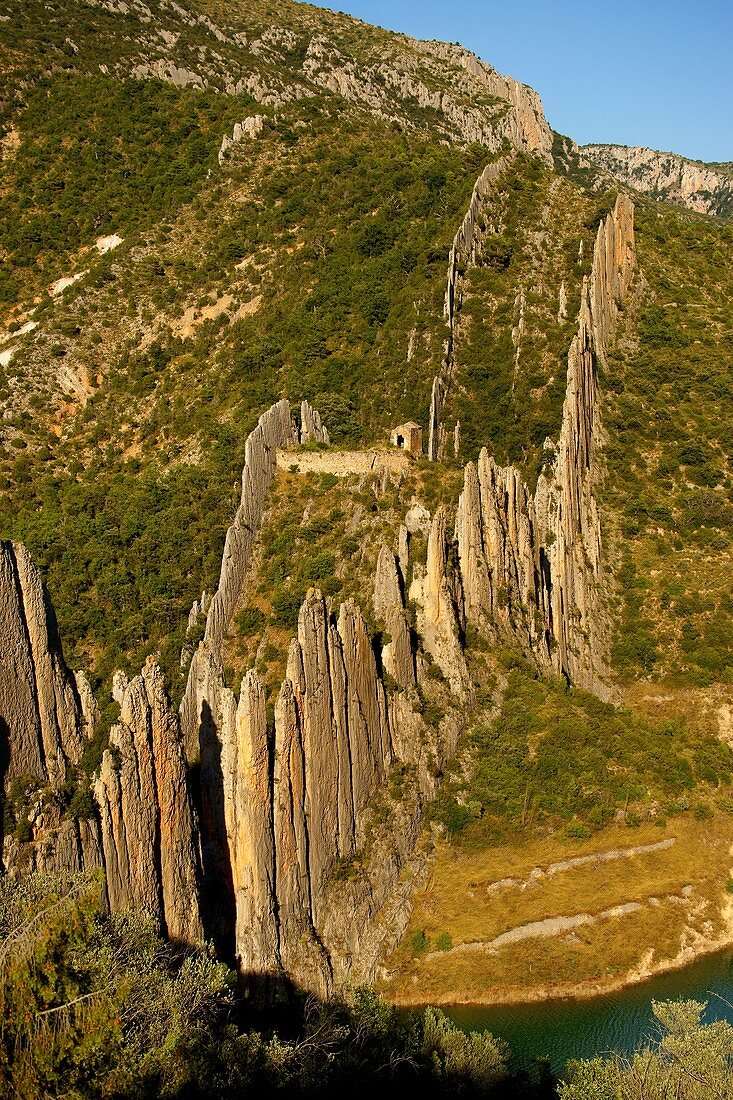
[304,35,553,156]
[415,40,553,158]
[0,540,85,789]
[178,460,462,990]
[0,193,635,976]
[11,0,552,162]
[582,144,733,218]
[94,659,204,943]
[428,155,513,460]
[454,194,636,695]
[0,539,205,936]
[0,540,104,878]
[181,399,326,754]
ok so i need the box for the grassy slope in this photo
[384,814,733,1003]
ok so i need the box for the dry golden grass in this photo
[623,680,733,741]
[382,815,733,1004]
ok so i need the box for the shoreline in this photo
[389,922,733,1009]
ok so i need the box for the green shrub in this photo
[271,584,304,628]
[237,606,266,636]
[409,929,429,955]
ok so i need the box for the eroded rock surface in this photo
[181,399,296,753]
[428,156,513,460]
[0,541,84,788]
[455,195,637,695]
[583,144,733,217]
[95,658,204,943]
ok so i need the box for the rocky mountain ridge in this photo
[582,144,733,218]
[1,0,732,1025]
[2,0,552,159]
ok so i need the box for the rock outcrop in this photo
[415,40,553,159]
[131,58,206,89]
[187,585,414,991]
[181,400,297,753]
[0,541,104,880]
[373,547,415,690]
[582,144,733,218]
[94,659,204,943]
[218,115,265,165]
[0,541,90,792]
[0,541,84,788]
[302,33,552,156]
[1,541,203,944]
[171,391,463,991]
[409,507,469,698]
[299,399,330,445]
[455,195,637,694]
[428,156,512,460]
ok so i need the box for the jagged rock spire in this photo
[455,195,637,695]
[0,540,85,789]
[94,658,204,943]
[428,155,512,461]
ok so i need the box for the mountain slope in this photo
[582,143,733,217]
[0,0,732,1015]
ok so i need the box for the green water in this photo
[439,950,733,1076]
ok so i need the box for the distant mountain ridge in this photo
[582,143,733,217]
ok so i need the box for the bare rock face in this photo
[303,35,552,157]
[182,572,452,994]
[455,195,637,696]
[409,507,469,697]
[299,400,331,445]
[192,586,401,994]
[405,501,431,537]
[221,670,279,974]
[373,546,415,690]
[429,156,512,461]
[218,115,265,165]
[203,399,296,649]
[456,451,548,658]
[95,658,204,943]
[3,811,104,882]
[131,58,206,89]
[181,399,297,753]
[0,541,84,789]
[416,40,553,158]
[582,144,733,217]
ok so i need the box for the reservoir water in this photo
[441,950,733,1077]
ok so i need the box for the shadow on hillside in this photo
[222,969,561,1100]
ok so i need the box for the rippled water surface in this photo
[438,951,733,1076]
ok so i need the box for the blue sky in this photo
[313,0,732,162]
